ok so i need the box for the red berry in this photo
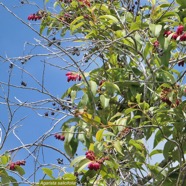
[66,72,73,76]
[93,162,100,171]
[172,33,178,40]
[99,80,105,86]
[180,33,186,41]
[9,163,15,170]
[153,40,159,48]
[164,30,172,37]
[176,25,184,35]
[88,162,94,170]
[55,134,65,141]
[60,135,65,141]
[176,99,180,106]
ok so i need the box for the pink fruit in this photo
[176,25,184,35]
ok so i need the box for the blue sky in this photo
[0,1,75,184]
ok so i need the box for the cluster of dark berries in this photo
[54,133,65,141]
[59,0,72,3]
[178,60,185,67]
[28,13,42,21]
[127,0,142,13]
[71,47,80,56]
[48,37,61,47]
[66,72,82,82]
[164,25,186,41]
[9,160,26,171]
[85,150,109,171]
[21,81,27,87]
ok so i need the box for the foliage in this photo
[0,0,186,185]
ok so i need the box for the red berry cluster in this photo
[9,160,26,171]
[88,162,100,171]
[78,0,91,7]
[160,87,180,107]
[160,87,173,106]
[164,25,186,41]
[28,13,42,21]
[54,134,65,141]
[86,150,95,161]
[85,150,109,171]
[153,40,159,48]
[66,72,82,82]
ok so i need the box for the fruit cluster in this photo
[160,86,180,107]
[78,0,91,7]
[178,60,185,67]
[9,160,26,171]
[164,25,186,41]
[85,150,109,171]
[28,13,42,21]
[153,40,159,48]
[66,72,82,82]
[54,134,65,141]
[86,150,95,161]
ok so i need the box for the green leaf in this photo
[61,83,82,99]
[79,93,88,107]
[103,82,120,96]
[53,1,58,8]
[70,16,84,33]
[9,176,18,186]
[15,166,25,176]
[1,176,10,186]
[176,0,186,8]
[100,95,110,108]
[163,141,176,160]
[96,129,104,142]
[64,139,73,157]
[143,42,152,58]
[124,108,138,115]
[70,90,76,103]
[150,149,163,157]
[89,80,97,96]
[76,159,90,173]
[153,129,164,148]
[71,22,84,34]
[129,139,144,151]
[1,155,9,165]
[99,15,119,23]
[66,126,76,143]
[62,173,76,180]
[136,93,142,104]
[42,168,54,179]
[113,140,124,156]
[149,24,162,37]
[69,138,78,157]
[70,156,86,167]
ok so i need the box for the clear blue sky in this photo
[0,1,75,184]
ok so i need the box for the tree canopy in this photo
[0,0,186,185]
